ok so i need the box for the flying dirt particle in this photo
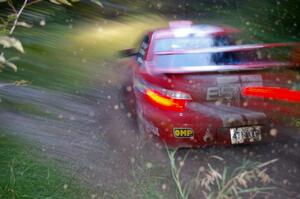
[283,179,288,185]
[40,19,46,26]
[91,194,97,199]
[107,95,111,99]
[157,3,162,9]
[130,157,135,164]
[162,183,167,190]
[127,112,132,118]
[179,161,185,167]
[126,86,132,92]
[70,116,75,121]
[215,101,221,106]
[114,105,119,110]
[294,143,298,148]
[270,128,278,137]
[89,111,95,117]
[58,114,63,119]
[146,162,153,169]
[63,184,68,190]
[199,166,205,172]
[272,149,276,154]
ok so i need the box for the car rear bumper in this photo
[137,100,271,147]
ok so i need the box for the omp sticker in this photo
[173,128,194,138]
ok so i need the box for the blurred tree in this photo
[0,0,102,71]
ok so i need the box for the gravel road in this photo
[1,62,300,198]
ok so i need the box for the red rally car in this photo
[123,20,300,147]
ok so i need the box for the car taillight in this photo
[242,86,300,103]
[134,78,192,111]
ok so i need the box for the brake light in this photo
[134,78,192,111]
[242,86,300,103]
[145,89,190,111]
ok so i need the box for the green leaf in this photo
[0,53,5,63]
[5,61,17,71]
[7,14,17,22]
[0,0,7,3]
[49,0,72,6]
[16,21,33,28]
[90,0,103,8]
[0,36,24,53]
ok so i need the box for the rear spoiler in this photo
[148,61,295,74]
[154,42,300,55]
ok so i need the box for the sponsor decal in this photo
[206,75,263,102]
[173,128,194,138]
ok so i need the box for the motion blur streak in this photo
[242,86,300,103]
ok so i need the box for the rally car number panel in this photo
[230,126,262,144]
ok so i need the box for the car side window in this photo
[136,35,149,65]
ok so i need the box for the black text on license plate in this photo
[230,126,262,144]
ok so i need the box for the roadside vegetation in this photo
[0,133,91,199]
[166,148,278,199]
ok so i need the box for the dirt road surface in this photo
[1,62,300,198]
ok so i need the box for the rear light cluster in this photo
[134,78,192,111]
[242,86,300,103]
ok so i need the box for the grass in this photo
[0,133,90,199]
[166,148,190,199]
[166,148,277,199]
[199,159,277,199]
[108,148,177,199]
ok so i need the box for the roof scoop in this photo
[169,20,193,28]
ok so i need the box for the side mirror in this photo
[118,48,137,57]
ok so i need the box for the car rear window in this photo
[154,37,214,52]
[153,35,235,52]
[154,52,241,67]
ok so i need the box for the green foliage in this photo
[166,148,191,199]
[0,133,90,199]
[199,159,277,199]
[0,0,103,72]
